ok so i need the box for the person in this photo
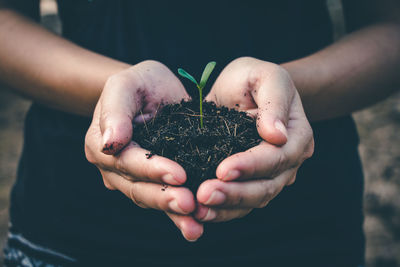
[0,0,399,266]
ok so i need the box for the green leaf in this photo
[178,68,198,85]
[199,61,216,89]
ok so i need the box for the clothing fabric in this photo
[3,231,367,267]
[3,229,76,267]
[8,0,365,266]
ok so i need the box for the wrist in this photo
[280,59,323,122]
[73,60,131,117]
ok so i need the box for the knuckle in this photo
[114,154,128,174]
[99,109,114,128]
[132,156,152,181]
[296,130,314,166]
[257,63,284,83]
[277,152,287,172]
[302,125,314,159]
[99,170,116,190]
[274,65,291,79]
[213,211,226,222]
[140,59,160,66]
[265,183,276,197]
[248,66,263,88]
[104,73,120,87]
[258,197,270,209]
[234,56,254,65]
[246,156,257,178]
[214,209,252,222]
[143,161,154,180]
[84,145,96,165]
[160,195,174,211]
[245,153,257,177]
[84,132,98,165]
[129,183,148,209]
[102,178,115,190]
[270,151,287,177]
[305,137,315,159]
[284,126,314,168]
[287,173,297,186]
[169,216,183,229]
[257,181,274,208]
[227,191,244,207]
[238,209,252,219]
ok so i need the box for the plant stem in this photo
[197,85,203,128]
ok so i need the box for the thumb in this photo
[253,69,294,146]
[100,73,143,155]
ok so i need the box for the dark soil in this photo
[133,101,262,192]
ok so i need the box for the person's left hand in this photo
[194,57,314,222]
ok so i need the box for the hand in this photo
[85,60,203,241]
[195,57,314,222]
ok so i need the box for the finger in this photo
[283,91,315,161]
[86,103,186,185]
[99,169,116,190]
[194,204,252,223]
[197,169,296,209]
[216,95,313,183]
[216,141,288,181]
[104,171,196,214]
[166,212,204,242]
[252,66,295,146]
[132,112,153,124]
[287,171,297,185]
[85,102,106,166]
[99,70,144,154]
[95,142,187,185]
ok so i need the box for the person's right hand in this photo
[194,57,314,223]
[85,60,204,241]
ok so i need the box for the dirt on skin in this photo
[133,101,261,192]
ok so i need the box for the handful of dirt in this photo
[133,101,261,192]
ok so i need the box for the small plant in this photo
[178,61,216,128]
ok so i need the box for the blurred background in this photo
[0,0,399,266]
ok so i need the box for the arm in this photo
[0,4,202,241]
[283,0,400,121]
[0,7,129,116]
[197,0,400,223]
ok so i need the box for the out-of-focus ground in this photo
[0,0,399,266]
[356,94,400,267]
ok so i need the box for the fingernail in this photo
[274,120,288,138]
[162,173,181,185]
[204,191,226,205]
[102,128,113,147]
[223,169,241,181]
[169,200,186,214]
[184,234,198,242]
[133,113,153,124]
[201,208,217,221]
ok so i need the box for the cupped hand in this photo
[195,57,314,222]
[85,60,203,241]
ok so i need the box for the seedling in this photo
[178,61,216,128]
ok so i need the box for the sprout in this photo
[178,61,216,128]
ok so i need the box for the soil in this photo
[132,101,261,192]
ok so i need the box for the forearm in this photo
[0,9,130,116]
[282,22,400,122]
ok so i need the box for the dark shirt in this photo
[10,1,365,266]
